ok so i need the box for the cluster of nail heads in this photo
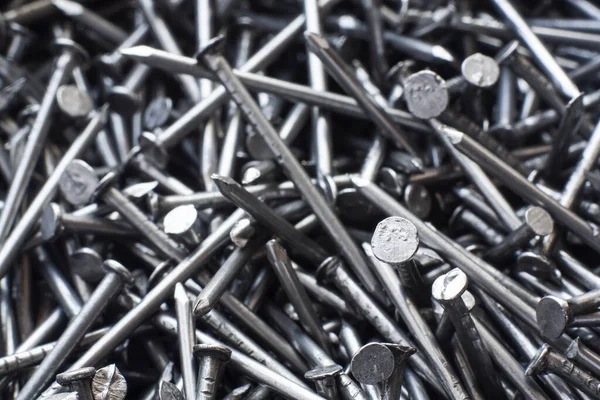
[3,0,600,399]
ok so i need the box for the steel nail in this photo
[484,206,554,262]
[430,118,522,231]
[381,344,416,400]
[193,344,231,400]
[350,343,395,385]
[163,205,203,249]
[432,268,504,399]
[370,217,429,306]
[526,343,600,398]
[305,365,343,400]
[158,380,184,400]
[56,367,96,400]
[91,364,127,400]
[543,94,586,182]
[536,289,600,339]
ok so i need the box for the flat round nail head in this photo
[536,296,571,340]
[461,53,500,88]
[56,85,93,118]
[432,268,469,302]
[351,343,395,385]
[371,216,420,265]
[525,206,554,236]
[59,160,100,206]
[403,70,449,119]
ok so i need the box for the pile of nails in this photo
[6,0,600,399]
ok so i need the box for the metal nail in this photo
[91,364,127,400]
[193,344,231,400]
[56,367,96,400]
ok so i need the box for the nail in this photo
[304,365,343,400]
[40,203,136,241]
[97,24,149,78]
[350,343,395,385]
[16,260,132,400]
[526,343,600,397]
[360,0,388,86]
[174,283,196,400]
[438,107,530,176]
[36,247,82,318]
[91,364,127,400]
[493,67,516,131]
[556,250,600,290]
[461,52,501,89]
[536,289,600,339]
[193,344,231,400]
[328,14,456,65]
[159,380,184,400]
[56,367,96,400]
[381,344,416,400]
[432,268,504,399]
[56,84,94,119]
[404,70,449,120]
[163,205,202,249]
[371,217,429,306]
[484,206,554,262]
[0,325,115,377]
[4,0,57,24]
[496,41,587,141]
